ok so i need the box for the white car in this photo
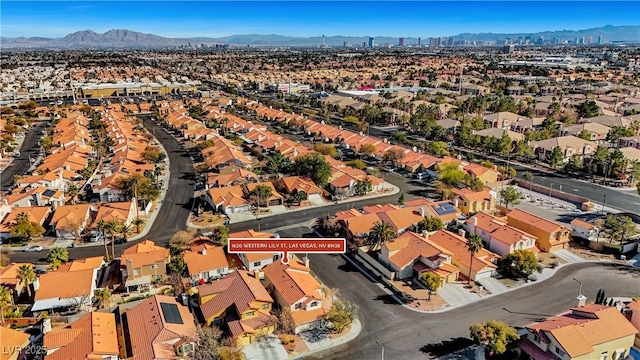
[24,245,43,252]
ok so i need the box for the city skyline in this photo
[2,1,639,39]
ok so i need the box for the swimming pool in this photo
[630,347,640,360]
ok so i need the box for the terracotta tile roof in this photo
[335,209,362,222]
[0,327,30,360]
[246,181,284,200]
[34,268,94,300]
[507,209,567,234]
[208,169,257,187]
[0,262,32,289]
[0,206,51,233]
[428,230,498,273]
[124,295,198,360]
[43,312,118,360]
[199,270,273,321]
[55,256,104,273]
[384,232,453,269]
[50,204,91,231]
[183,244,229,276]
[121,240,169,269]
[451,188,493,203]
[377,207,424,231]
[281,176,324,195]
[91,202,132,228]
[229,230,277,262]
[208,185,249,208]
[570,218,596,230]
[345,213,383,236]
[526,305,638,358]
[290,307,326,326]
[464,163,496,177]
[467,212,538,246]
[362,204,400,214]
[263,259,323,307]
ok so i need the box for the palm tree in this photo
[106,220,118,260]
[118,223,132,242]
[64,182,80,205]
[523,171,534,195]
[368,221,396,251]
[131,217,145,233]
[466,234,484,284]
[95,288,112,309]
[16,264,36,298]
[97,219,109,260]
[0,286,11,325]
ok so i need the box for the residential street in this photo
[0,121,48,190]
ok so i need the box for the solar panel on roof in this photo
[160,302,184,324]
[43,189,56,197]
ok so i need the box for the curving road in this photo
[303,256,640,360]
[1,121,48,190]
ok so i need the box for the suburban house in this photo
[451,188,497,215]
[570,218,601,242]
[183,243,230,282]
[0,262,37,304]
[229,229,279,271]
[1,326,31,360]
[465,212,540,256]
[484,112,529,129]
[378,231,459,283]
[199,270,275,346]
[428,230,499,281]
[245,182,284,207]
[530,136,597,162]
[31,268,96,313]
[520,304,637,360]
[50,204,92,239]
[473,127,525,143]
[506,209,571,252]
[463,163,499,184]
[0,206,52,240]
[627,299,640,347]
[618,135,640,150]
[279,176,325,199]
[562,122,611,142]
[410,200,463,224]
[262,258,330,334]
[91,201,136,229]
[205,185,251,215]
[120,240,170,292]
[207,168,257,189]
[42,312,119,360]
[121,295,199,360]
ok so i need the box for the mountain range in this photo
[1,26,639,48]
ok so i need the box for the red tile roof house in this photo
[205,185,251,216]
[182,243,230,282]
[42,312,119,360]
[427,230,499,282]
[262,258,331,334]
[120,295,199,360]
[120,240,170,292]
[464,212,540,256]
[50,204,93,239]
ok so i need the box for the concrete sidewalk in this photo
[553,250,587,264]
[242,335,289,360]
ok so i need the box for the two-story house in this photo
[199,270,275,346]
[531,136,597,163]
[570,218,601,242]
[428,230,499,281]
[263,258,330,334]
[50,204,92,239]
[465,212,540,256]
[451,188,497,215]
[43,312,119,360]
[229,229,279,271]
[521,304,637,360]
[120,240,170,292]
[506,209,571,252]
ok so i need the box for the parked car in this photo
[13,151,21,158]
[88,233,103,242]
[24,246,43,252]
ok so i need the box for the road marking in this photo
[573,189,579,192]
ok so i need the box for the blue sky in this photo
[2,1,639,38]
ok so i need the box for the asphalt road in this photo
[1,121,48,190]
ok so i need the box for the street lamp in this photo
[376,341,384,360]
[548,183,553,203]
[572,278,583,297]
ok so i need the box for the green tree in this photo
[118,223,132,241]
[470,320,519,355]
[437,162,466,187]
[208,225,229,246]
[114,174,160,206]
[358,143,376,158]
[41,136,53,152]
[354,178,372,196]
[548,146,564,168]
[131,217,145,233]
[466,234,484,283]
[64,182,80,205]
[603,214,637,244]
[383,148,405,166]
[313,143,337,157]
[96,219,110,260]
[17,264,36,298]
[142,146,166,163]
[294,153,332,186]
[106,220,119,260]
[368,221,396,251]
[0,286,11,325]
[9,212,45,240]
[577,129,592,141]
[398,193,406,205]
[168,255,187,276]
[417,216,444,232]
[497,250,542,279]
[523,171,534,194]
[251,184,273,209]
[345,159,366,170]
[95,288,112,309]
[564,154,584,172]
[266,150,293,174]
[607,125,634,142]
[427,141,450,157]
[324,299,359,333]
[499,186,522,209]
[47,247,69,270]
[421,272,442,300]
[575,100,600,118]
[467,177,485,192]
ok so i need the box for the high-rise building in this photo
[343,41,349,48]
[362,41,367,48]
[598,35,603,44]
[429,37,438,46]
[418,37,421,46]
[368,37,375,48]
[322,35,325,47]
[398,37,405,46]
[447,37,454,46]
[502,44,514,54]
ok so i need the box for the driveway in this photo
[552,250,586,263]
[476,277,509,295]
[242,335,288,360]
[437,283,481,308]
